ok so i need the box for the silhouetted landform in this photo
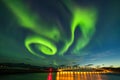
[101,67,120,73]
[0,63,120,74]
[0,63,57,74]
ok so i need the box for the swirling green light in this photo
[71,7,97,54]
[59,1,97,55]
[25,35,57,56]
[3,0,98,57]
[3,0,60,57]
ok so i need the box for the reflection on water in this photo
[47,68,53,80]
[47,72,52,80]
[0,72,120,80]
[56,72,104,80]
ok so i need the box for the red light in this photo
[47,68,53,80]
[49,68,52,72]
[47,72,52,80]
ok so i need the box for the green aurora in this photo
[3,0,97,58]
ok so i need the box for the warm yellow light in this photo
[56,71,104,80]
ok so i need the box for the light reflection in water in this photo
[47,68,53,80]
[56,71,103,80]
[47,72,52,80]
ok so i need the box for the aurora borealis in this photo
[3,0,97,57]
[0,0,120,67]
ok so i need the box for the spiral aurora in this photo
[25,35,57,57]
[3,0,97,57]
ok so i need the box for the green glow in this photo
[3,0,60,57]
[3,0,38,29]
[71,7,97,53]
[25,35,57,56]
[59,2,97,55]
[3,0,98,56]
[3,0,61,41]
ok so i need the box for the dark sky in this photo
[0,0,120,67]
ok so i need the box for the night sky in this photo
[0,0,120,67]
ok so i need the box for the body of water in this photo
[0,72,120,80]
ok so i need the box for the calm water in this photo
[0,72,120,80]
